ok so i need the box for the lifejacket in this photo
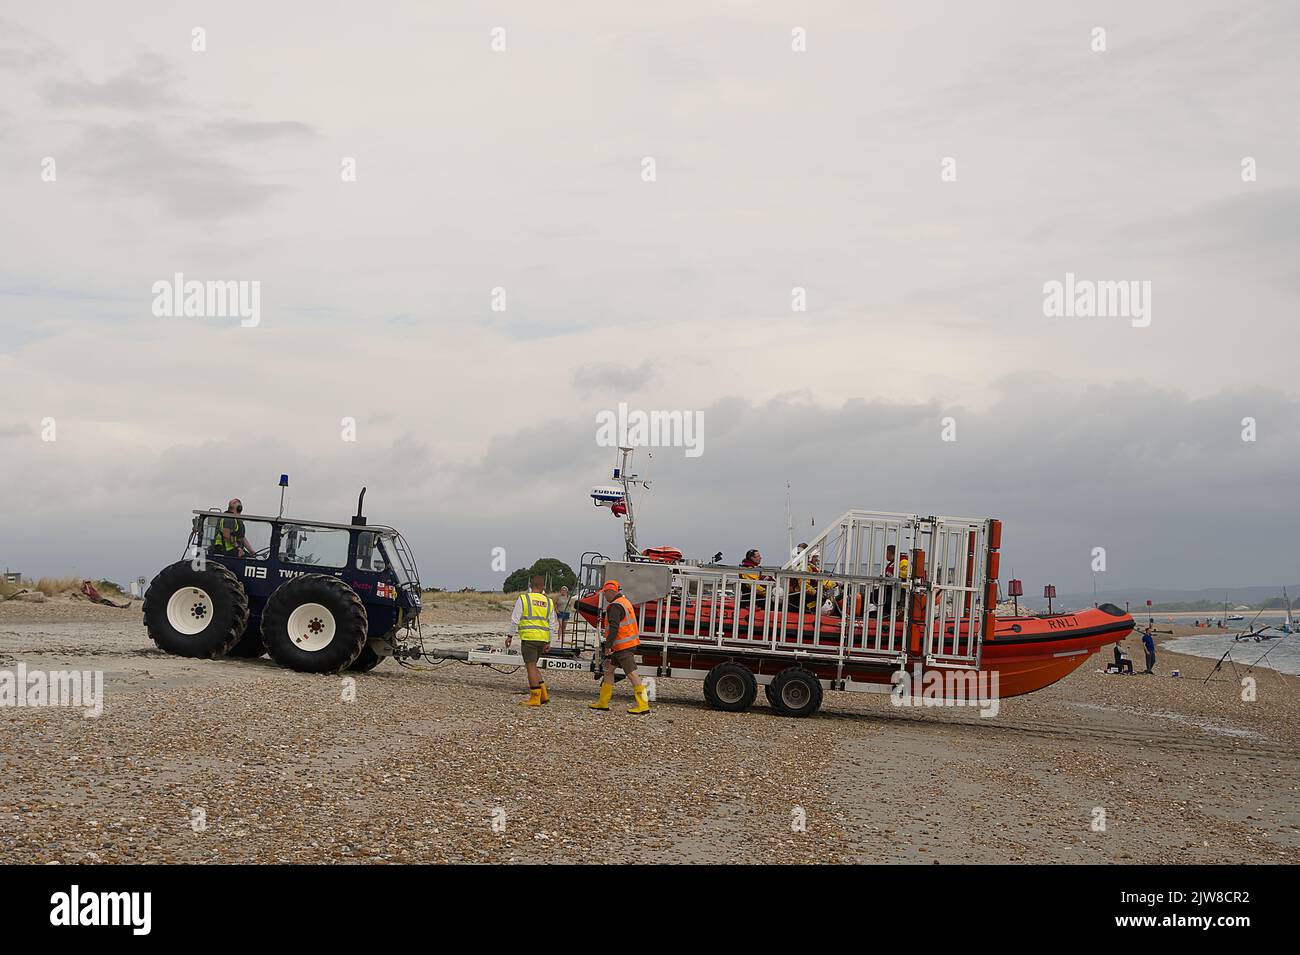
[739,560,768,599]
[608,594,640,651]
[886,556,910,579]
[517,591,552,642]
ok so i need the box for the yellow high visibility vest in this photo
[517,592,552,642]
[214,517,243,553]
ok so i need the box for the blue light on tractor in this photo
[279,474,290,487]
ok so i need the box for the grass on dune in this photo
[34,576,84,597]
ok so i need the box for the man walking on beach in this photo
[1142,629,1156,674]
[589,580,650,714]
[510,575,557,706]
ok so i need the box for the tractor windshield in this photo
[381,538,409,585]
[380,533,419,590]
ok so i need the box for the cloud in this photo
[1127,189,1300,260]
[73,122,288,219]
[571,360,658,394]
[44,54,177,110]
[0,17,57,72]
[2,374,1295,593]
[202,119,318,143]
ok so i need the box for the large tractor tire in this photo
[261,575,368,674]
[702,662,758,712]
[143,560,249,658]
[226,621,267,659]
[346,643,384,673]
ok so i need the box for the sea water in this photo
[1162,629,1300,676]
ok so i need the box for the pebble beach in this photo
[1,595,1296,864]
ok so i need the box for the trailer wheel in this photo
[262,575,368,674]
[143,560,248,658]
[347,644,384,672]
[768,668,823,718]
[702,662,757,712]
[226,621,266,658]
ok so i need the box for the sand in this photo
[0,597,1295,864]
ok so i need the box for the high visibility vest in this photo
[517,592,552,642]
[214,517,243,553]
[608,595,640,652]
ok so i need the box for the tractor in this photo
[142,488,422,673]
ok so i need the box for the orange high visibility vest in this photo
[608,595,640,652]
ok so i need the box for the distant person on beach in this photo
[556,585,571,644]
[1112,640,1134,674]
[80,580,129,608]
[1142,630,1156,674]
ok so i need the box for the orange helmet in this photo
[601,580,620,593]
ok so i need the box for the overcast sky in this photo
[1,1,1297,596]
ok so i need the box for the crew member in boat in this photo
[879,545,910,618]
[790,552,836,612]
[739,549,769,601]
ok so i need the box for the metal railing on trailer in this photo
[565,510,1000,713]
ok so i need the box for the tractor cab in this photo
[186,510,423,617]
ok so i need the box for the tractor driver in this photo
[212,498,255,558]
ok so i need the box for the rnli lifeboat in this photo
[574,593,1133,699]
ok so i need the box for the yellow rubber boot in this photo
[520,687,542,707]
[538,681,550,704]
[588,682,613,710]
[627,684,650,715]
